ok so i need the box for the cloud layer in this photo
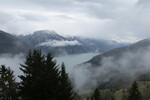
[0,54,24,81]
[0,0,150,42]
[38,40,81,47]
[71,45,150,92]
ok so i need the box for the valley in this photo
[1,0,150,99]
[1,30,150,100]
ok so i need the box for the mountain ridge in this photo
[87,38,150,66]
[72,38,150,91]
[0,30,30,54]
[17,30,127,56]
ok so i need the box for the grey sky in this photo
[0,0,150,42]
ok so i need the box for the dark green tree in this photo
[43,53,60,100]
[0,65,8,100]
[59,62,74,100]
[19,50,45,100]
[91,88,101,100]
[0,65,18,100]
[127,81,142,100]
[6,67,18,100]
[19,50,63,100]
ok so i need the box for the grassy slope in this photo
[77,81,150,100]
[114,81,150,100]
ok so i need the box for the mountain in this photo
[87,38,150,66]
[0,30,30,54]
[17,30,126,56]
[72,38,150,91]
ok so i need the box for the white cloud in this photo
[0,54,24,81]
[1,0,150,42]
[38,40,81,47]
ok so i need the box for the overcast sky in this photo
[0,0,150,42]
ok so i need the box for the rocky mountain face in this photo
[0,30,30,54]
[17,30,126,56]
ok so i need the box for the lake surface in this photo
[55,53,99,73]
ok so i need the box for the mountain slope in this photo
[17,30,126,56]
[72,38,150,91]
[0,30,30,54]
[87,38,150,66]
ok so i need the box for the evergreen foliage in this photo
[43,53,60,100]
[91,88,101,100]
[0,65,18,100]
[60,62,74,100]
[127,81,142,100]
[19,50,45,100]
[19,50,74,100]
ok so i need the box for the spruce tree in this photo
[0,65,8,100]
[44,53,60,100]
[19,50,34,100]
[19,50,45,100]
[91,88,101,100]
[0,65,18,100]
[59,63,74,100]
[127,81,142,100]
[19,50,62,100]
[6,67,18,100]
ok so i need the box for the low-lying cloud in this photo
[38,40,81,47]
[71,45,150,92]
[0,53,24,81]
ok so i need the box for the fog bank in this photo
[0,54,24,79]
[71,46,150,92]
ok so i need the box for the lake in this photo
[0,53,99,78]
[55,53,100,73]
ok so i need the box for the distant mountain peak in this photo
[33,30,59,36]
[17,30,127,56]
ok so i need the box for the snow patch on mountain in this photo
[37,40,82,47]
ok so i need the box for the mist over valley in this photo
[1,0,150,99]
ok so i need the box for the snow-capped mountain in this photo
[17,30,127,56]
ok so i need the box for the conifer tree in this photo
[91,88,101,100]
[127,81,142,100]
[0,65,18,100]
[19,50,75,100]
[19,50,45,100]
[6,67,18,100]
[59,62,74,100]
[19,50,34,100]
[19,50,62,100]
[43,53,60,100]
[0,65,8,100]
